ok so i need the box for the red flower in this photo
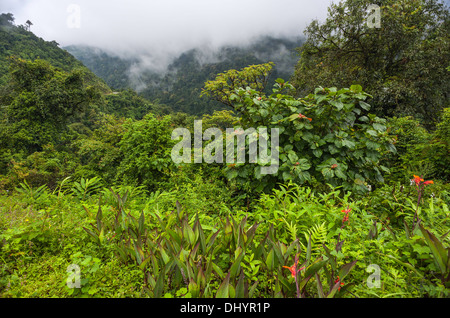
[341,207,352,214]
[298,113,312,122]
[331,164,338,169]
[412,175,433,187]
[334,276,345,291]
[283,255,305,278]
[413,175,424,186]
[341,207,351,224]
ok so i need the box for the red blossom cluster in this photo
[334,276,344,291]
[412,175,433,187]
[341,207,351,224]
[298,113,312,121]
[283,254,305,278]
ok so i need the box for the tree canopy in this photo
[0,57,100,155]
[291,0,450,126]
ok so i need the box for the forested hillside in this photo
[0,0,449,301]
[65,36,304,115]
[0,13,110,93]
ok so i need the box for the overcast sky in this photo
[1,0,334,57]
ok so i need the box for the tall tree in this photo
[0,13,15,26]
[291,0,450,126]
[25,20,33,31]
[201,63,274,109]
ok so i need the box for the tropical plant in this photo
[72,176,103,201]
[202,65,396,193]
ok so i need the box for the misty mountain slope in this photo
[65,36,305,115]
[0,13,111,93]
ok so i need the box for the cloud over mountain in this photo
[1,0,332,61]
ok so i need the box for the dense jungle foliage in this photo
[0,0,449,300]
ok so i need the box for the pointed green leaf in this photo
[315,273,325,298]
[338,260,358,280]
[216,272,230,298]
[327,281,341,298]
[249,280,259,298]
[230,250,245,278]
[265,249,275,271]
[419,224,449,274]
[235,271,246,298]
[304,259,327,278]
[153,269,165,298]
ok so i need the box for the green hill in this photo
[0,13,111,93]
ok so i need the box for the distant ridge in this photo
[65,35,305,115]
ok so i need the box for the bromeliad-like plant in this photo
[280,235,358,298]
[81,191,359,298]
[419,223,450,289]
[72,176,103,201]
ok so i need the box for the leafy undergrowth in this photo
[0,179,449,298]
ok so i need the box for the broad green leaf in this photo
[216,272,230,298]
[329,100,344,110]
[306,233,312,266]
[342,139,355,149]
[158,245,170,265]
[297,158,311,171]
[338,260,358,280]
[313,148,323,158]
[321,167,334,179]
[359,116,369,122]
[265,249,275,271]
[304,259,327,278]
[189,279,200,298]
[235,272,246,298]
[288,151,298,164]
[212,262,225,279]
[327,281,341,298]
[226,169,238,179]
[153,269,165,298]
[359,101,371,110]
[315,273,325,298]
[373,123,386,132]
[335,169,346,180]
[249,280,259,298]
[350,85,363,93]
[138,211,145,234]
[230,250,245,278]
[419,224,449,275]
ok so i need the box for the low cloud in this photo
[3,1,331,53]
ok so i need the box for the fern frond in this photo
[282,218,298,243]
[302,222,327,252]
